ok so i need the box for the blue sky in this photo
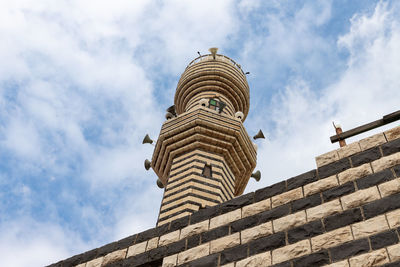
[1,1,400,266]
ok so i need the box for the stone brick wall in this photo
[49,125,400,267]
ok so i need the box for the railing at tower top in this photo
[330,110,400,146]
[186,54,246,75]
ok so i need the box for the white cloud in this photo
[0,218,89,267]
[247,1,400,191]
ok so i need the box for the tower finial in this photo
[208,47,218,59]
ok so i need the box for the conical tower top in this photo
[174,48,250,120]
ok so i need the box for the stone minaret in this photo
[150,48,257,226]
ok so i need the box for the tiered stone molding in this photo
[49,125,400,267]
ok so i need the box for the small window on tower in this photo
[202,163,212,178]
[209,99,218,110]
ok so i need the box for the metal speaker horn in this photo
[165,112,174,120]
[253,130,265,140]
[144,159,151,170]
[199,98,208,107]
[166,105,176,116]
[235,111,244,121]
[142,134,154,145]
[209,47,218,59]
[156,178,164,189]
[251,170,261,182]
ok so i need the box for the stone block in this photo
[306,199,342,221]
[330,238,369,262]
[165,239,185,255]
[362,192,400,219]
[324,208,363,232]
[318,158,351,179]
[271,188,303,208]
[231,215,259,234]
[209,209,241,229]
[338,142,361,159]
[351,214,389,239]
[220,192,254,214]
[210,233,240,253]
[351,147,381,167]
[382,138,400,156]
[254,181,286,202]
[162,254,177,267]
[356,169,393,190]
[180,220,209,239]
[311,226,352,251]
[273,211,307,232]
[177,243,210,265]
[323,260,350,267]
[159,230,180,247]
[386,209,400,228]
[248,232,285,256]
[291,193,322,212]
[349,248,389,267]
[241,222,273,244]
[316,150,339,168]
[304,175,338,197]
[220,244,248,265]
[169,215,190,232]
[337,163,372,184]
[189,253,219,267]
[287,169,317,190]
[235,252,271,267]
[85,257,103,267]
[126,241,147,258]
[340,186,380,210]
[190,205,219,224]
[370,229,399,250]
[379,178,400,197]
[187,234,200,249]
[136,228,158,244]
[272,239,311,264]
[102,249,127,265]
[146,236,159,251]
[387,243,400,262]
[371,152,400,173]
[322,182,355,202]
[287,220,324,244]
[201,225,229,243]
[359,133,386,151]
[220,264,235,267]
[242,199,271,218]
[293,250,330,266]
[258,204,290,223]
[384,126,400,141]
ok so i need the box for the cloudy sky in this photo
[1,0,400,266]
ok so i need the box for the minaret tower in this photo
[149,48,257,226]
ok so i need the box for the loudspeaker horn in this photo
[166,105,176,116]
[165,112,174,120]
[253,130,265,140]
[209,47,218,59]
[144,159,151,170]
[142,134,154,145]
[156,178,164,189]
[251,170,261,182]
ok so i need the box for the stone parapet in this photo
[48,124,400,267]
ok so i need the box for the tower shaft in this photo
[151,51,257,225]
